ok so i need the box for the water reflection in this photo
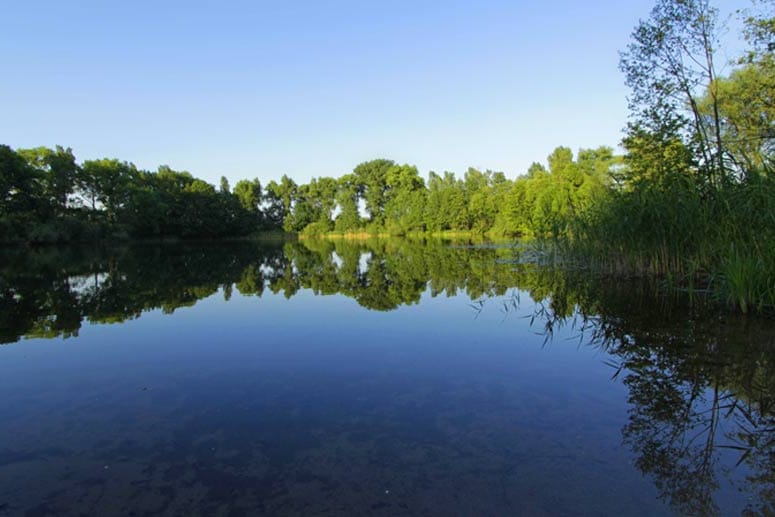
[1,239,774,514]
[510,267,775,516]
[0,239,523,343]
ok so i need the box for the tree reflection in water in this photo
[508,267,775,516]
[1,238,773,514]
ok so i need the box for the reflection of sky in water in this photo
[0,284,762,515]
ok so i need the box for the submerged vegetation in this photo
[1,0,772,311]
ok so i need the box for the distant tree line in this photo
[0,142,620,244]
[263,147,619,238]
[0,145,287,243]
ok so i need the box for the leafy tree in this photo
[620,0,725,184]
[306,176,338,228]
[334,174,361,232]
[261,183,285,230]
[18,146,79,212]
[80,158,139,218]
[266,175,298,232]
[700,63,775,174]
[284,184,318,232]
[464,168,508,233]
[384,165,426,234]
[424,171,468,232]
[352,158,396,226]
[740,0,775,71]
[233,178,262,213]
[123,187,167,236]
[621,128,695,186]
[156,165,195,190]
[0,145,41,217]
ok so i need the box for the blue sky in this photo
[0,0,746,186]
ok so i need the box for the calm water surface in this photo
[1,240,773,516]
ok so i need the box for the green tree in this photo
[300,176,338,233]
[465,168,508,233]
[220,176,230,194]
[0,145,41,217]
[266,175,298,232]
[621,128,694,186]
[234,178,262,213]
[740,1,775,71]
[620,0,725,184]
[700,63,775,174]
[285,183,319,232]
[384,165,426,234]
[80,158,139,219]
[18,146,79,212]
[352,158,396,227]
[334,173,361,232]
[493,178,529,236]
[424,171,467,232]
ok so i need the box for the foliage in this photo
[0,148,278,243]
[561,0,775,314]
[619,0,725,184]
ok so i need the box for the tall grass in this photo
[564,171,775,314]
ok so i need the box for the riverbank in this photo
[560,175,775,315]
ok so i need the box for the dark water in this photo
[1,239,773,516]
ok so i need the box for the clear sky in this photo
[0,0,747,186]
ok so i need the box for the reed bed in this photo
[563,172,775,314]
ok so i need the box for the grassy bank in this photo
[564,173,775,314]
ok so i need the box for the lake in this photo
[1,239,773,515]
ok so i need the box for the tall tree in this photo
[384,165,426,234]
[80,158,139,218]
[352,159,395,226]
[306,176,338,228]
[220,176,230,194]
[699,64,775,173]
[334,174,361,232]
[620,0,725,184]
[18,146,79,212]
[706,2,775,174]
[0,145,41,217]
[266,175,298,231]
[233,178,262,213]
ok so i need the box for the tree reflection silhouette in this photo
[1,239,773,514]
[512,269,775,516]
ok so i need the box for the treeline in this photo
[0,142,619,244]
[0,146,287,243]
[261,147,619,238]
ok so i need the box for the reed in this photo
[563,171,775,314]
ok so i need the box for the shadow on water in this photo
[1,239,774,514]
